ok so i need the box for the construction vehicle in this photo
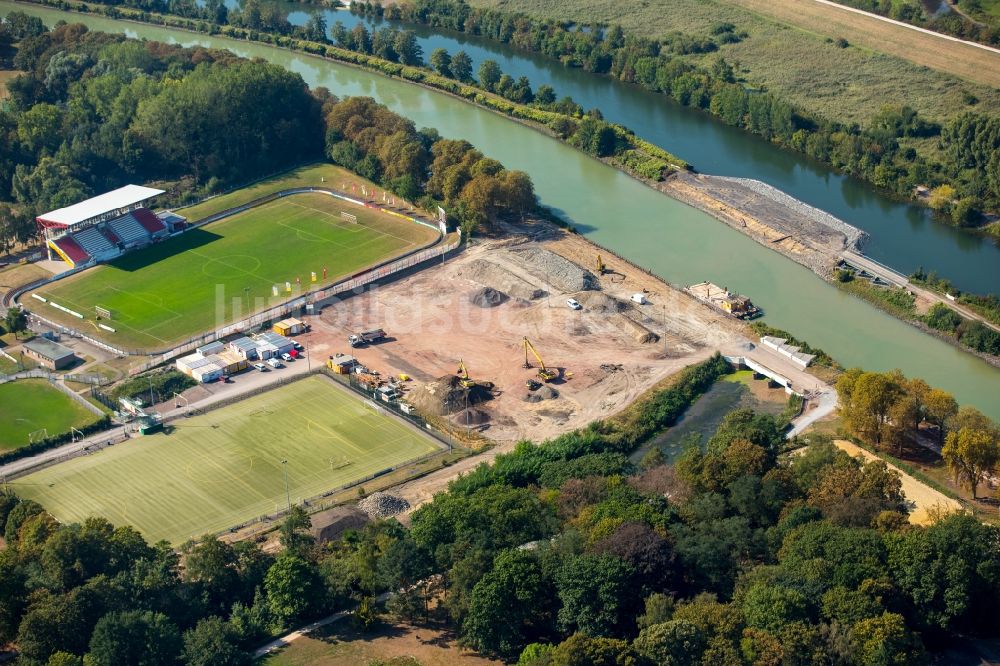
[523,337,558,382]
[348,328,387,347]
[525,378,542,391]
[596,254,608,275]
[456,359,477,388]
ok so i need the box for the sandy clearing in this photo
[834,439,963,525]
[728,0,1000,88]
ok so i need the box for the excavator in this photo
[596,254,608,275]
[523,336,558,383]
[456,359,477,389]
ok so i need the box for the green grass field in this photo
[11,375,442,544]
[0,379,102,448]
[36,188,436,350]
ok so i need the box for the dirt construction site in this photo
[305,221,750,445]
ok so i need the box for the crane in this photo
[456,359,477,388]
[523,337,558,382]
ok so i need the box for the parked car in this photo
[267,358,283,369]
[291,341,304,351]
[281,352,294,362]
[252,362,267,372]
[566,298,582,310]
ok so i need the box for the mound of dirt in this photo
[465,259,546,300]
[620,317,660,344]
[453,408,490,426]
[538,386,559,400]
[575,292,630,313]
[410,375,493,416]
[469,286,507,308]
[510,246,599,293]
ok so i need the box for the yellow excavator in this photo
[456,359,477,388]
[523,337,558,382]
[596,254,608,275]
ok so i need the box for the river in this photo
[3,2,999,419]
[262,3,1000,295]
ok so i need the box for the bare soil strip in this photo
[728,0,1000,87]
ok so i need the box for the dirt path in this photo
[834,439,963,525]
[729,0,1000,87]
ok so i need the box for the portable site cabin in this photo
[22,338,77,370]
[273,317,306,336]
[212,350,248,375]
[196,341,225,356]
[229,336,259,361]
[327,354,357,374]
[191,361,224,383]
[253,331,295,357]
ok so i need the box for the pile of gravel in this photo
[358,492,411,518]
[469,286,507,308]
[511,246,599,293]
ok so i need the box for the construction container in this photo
[273,317,306,336]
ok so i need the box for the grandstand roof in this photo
[37,185,165,228]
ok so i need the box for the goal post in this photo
[340,212,358,224]
[95,306,113,320]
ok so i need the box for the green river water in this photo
[4,2,999,419]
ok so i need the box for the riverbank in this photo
[12,0,994,367]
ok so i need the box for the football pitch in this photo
[0,379,102,449]
[36,191,436,350]
[11,375,442,544]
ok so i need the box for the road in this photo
[841,250,1000,335]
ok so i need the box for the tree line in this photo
[0,14,538,252]
[837,366,1000,499]
[352,0,1000,226]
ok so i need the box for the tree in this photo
[837,370,903,445]
[278,505,314,556]
[87,611,181,666]
[535,84,556,106]
[555,554,636,636]
[477,59,502,91]
[430,48,452,78]
[887,514,1000,632]
[923,388,958,442]
[740,583,809,633]
[451,50,473,82]
[263,553,324,626]
[850,612,927,666]
[393,31,423,66]
[462,549,554,659]
[942,426,999,498]
[4,307,27,339]
[182,535,240,613]
[304,12,327,43]
[633,620,706,666]
[182,616,251,666]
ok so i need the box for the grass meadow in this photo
[0,379,102,448]
[11,375,442,544]
[35,188,436,350]
[469,0,1000,126]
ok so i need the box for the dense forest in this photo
[348,0,1000,227]
[0,13,535,252]
[3,355,1000,664]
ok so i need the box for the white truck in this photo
[348,328,387,347]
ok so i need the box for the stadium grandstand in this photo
[38,185,186,268]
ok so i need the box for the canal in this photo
[265,2,1000,295]
[4,2,999,419]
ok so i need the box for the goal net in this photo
[340,212,358,224]
[95,306,113,320]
